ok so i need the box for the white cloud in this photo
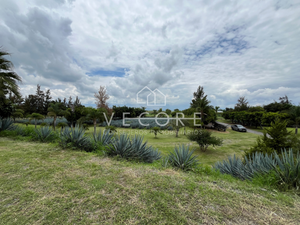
[0,0,299,109]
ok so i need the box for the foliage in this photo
[288,105,300,134]
[106,134,161,163]
[223,110,290,128]
[112,105,146,119]
[168,118,189,137]
[0,98,14,118]
[165,109,171,115]
[93,129,114,146]
[29,113,44,128]
[33,126,57,142]
[0,117,15,131]
[10,125,34,137]
[150,126,162,138]
[188,129,223,152]
[167,144,199,170]
[105,125,117,133]
[59,125,96,152]
[234,96,249,111]
[263,101,292,113]
[245,118,298,158]
[215,149,300,190]
[11,109,24,121]
[47,102,65,130]
[0,48,22,99]
[56,122,68,129]
[40,122,48,127]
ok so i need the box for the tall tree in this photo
[190,86,211,125]
[289,105,300,134]
[0,48,22,100]
[95,86,109,109]
[279,95,291,104]
[35,84,45,114]
[235,96,249,111]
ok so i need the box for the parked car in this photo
[231,124,247,132]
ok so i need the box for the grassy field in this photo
[15,123,258,166]
[1,137,300,224]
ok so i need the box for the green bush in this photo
[167,144,199,170]
[33,126,57,142]
[0,118,15,131]
[187,129,223,152]
[40,122,49,127]
[93,129,114,146]
[214,149,300,190]
[245,118,298,158]
[12,125,35,137]
[59,125,96,152]
[106,134,161,163]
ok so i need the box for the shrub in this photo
[214,149,300,190]
[106,134,161,163]
[106,133,132,158]
[93,129,114,146]
[105,125,117,133]
[12,126,35,137]
[167,145,199,170]
[130,135,161,163]
[150,126,162,138]
[33,126,57,142]
[188,129,223,152]
[40,122,49,127]
[59,125,96,152]
[0,118,15,131]
[245,118,298,158]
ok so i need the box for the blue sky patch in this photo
[87,68,127,77]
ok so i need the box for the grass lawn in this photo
[1,137,300,224]
[16,123,258,166]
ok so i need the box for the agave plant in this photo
[167,145,199,170]
[106,133,132,158]
[93,129,114,146]
[272,149,300,190]
[214,149,300,190]
[0,118,15,131]
[59,125,95,152]
[130,135,161,163]
[33,126,56,142]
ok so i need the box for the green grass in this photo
[0,137,300,224]
[15,123,258,166]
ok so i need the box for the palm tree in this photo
[195,97,211,127]
[30,113,44,128]
[289,105,300,134]
[83,107,106,135]
[0,48,22,99]
[47,102,64,131]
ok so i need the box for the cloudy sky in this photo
[1,0,299,110]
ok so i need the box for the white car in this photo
[231,124,247,132]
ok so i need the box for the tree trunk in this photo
[53,117,56,131]
[296,126,298,135]
[35,119,37,129]
[176,129,178,137]
[94,120,97,135]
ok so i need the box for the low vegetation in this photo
[1,138,300,224]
